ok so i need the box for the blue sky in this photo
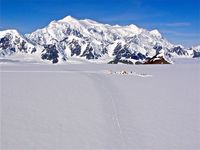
[0,0,199,47]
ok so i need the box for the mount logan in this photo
[0,16,199,64]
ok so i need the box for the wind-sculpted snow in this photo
[1,62,200,149]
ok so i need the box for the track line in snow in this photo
[86,73,127,147]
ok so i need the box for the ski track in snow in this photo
[85,73,127,147]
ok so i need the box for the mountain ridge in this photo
[0,16,199,64]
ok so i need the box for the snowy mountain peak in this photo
[175,44,184,48]
[58,16,78,22]
[0,29,36,57]
[113,25,121,27]
[150,29,162,38]
[0,29,21,37]
[128,24,139,29]
[19,16,186,63]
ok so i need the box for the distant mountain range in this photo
[0,16,199,64]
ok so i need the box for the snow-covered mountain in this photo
[190,45,200,58]
[0,16,198,63]
[0,30,36,57]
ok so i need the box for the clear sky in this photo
[0,0,199,47]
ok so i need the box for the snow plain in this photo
[0,59,200,149]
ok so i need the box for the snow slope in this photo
[1,62,200,149]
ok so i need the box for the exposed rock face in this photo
[144,57,170,64]
[41,45,59,64]
[193,51,200,58]
[81,44,101,59]
[144,50,171,64]
[108,59,134,65]
[168,46,189,56]
[68,39,82,56]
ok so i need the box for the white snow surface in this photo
[0,61,200,149]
